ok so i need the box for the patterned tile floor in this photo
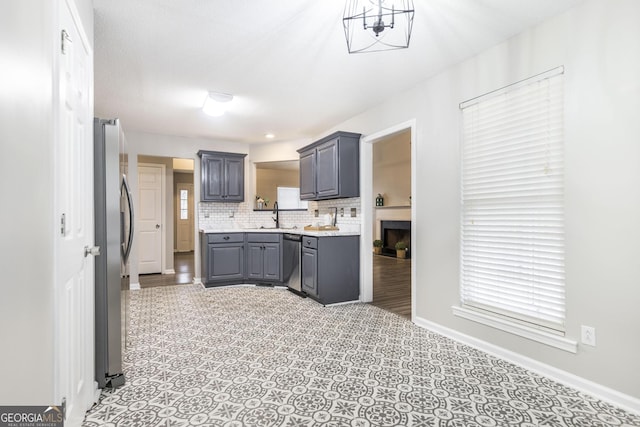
[83,285,640,427]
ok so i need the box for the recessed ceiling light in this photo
[203,91,233,117]
[265,133,275,139]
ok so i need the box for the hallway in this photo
[139,251,194,288]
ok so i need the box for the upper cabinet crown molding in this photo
[297,131,361,201]
[198,150,247,202]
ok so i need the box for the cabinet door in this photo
[301,246,318,297]
[299,149,316,200]
[263,243,281,281]
[224,156,244,201]
[201,155,224,201]
[316,139,339,199]
[246,243,264,280]
[208,243,244,282]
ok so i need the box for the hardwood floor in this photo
[371,253,411,318]
[139,251,194,288]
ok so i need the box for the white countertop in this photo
[199,227,360,237]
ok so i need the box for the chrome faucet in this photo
[273,201,279,228]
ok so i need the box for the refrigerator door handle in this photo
[121,174,134,264]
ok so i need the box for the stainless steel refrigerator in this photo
[93,118,133,388]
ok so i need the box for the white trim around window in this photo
[458,66,567,340]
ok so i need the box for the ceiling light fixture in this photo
[265,133,275,139]
[343,0,414,54]
[203,91,233,117]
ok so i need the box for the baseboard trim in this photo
[129,282,141,290]
[414,316,640,416]
[163,269,176,275]
[91,381,101,405]
[193,277,203,286]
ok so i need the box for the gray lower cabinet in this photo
[201,233,245,285]
[298,131,361,201]
[301,245,318,297]
[246,233,282,282]
[301,235,359,304]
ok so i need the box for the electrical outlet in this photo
[581,325,596,347]
[351,208,357,217]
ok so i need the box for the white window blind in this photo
[460,67,565,332]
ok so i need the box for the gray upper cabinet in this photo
[299,149,316,200]
[297,131,361,201]
[316,139,339,198]
[198,150,247,202]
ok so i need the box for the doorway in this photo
[361,120,417,321]
[138,162,165,275]
[371,130,412,318]
[137,156,195,288]
[54,0,95,421]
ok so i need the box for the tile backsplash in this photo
[198,197,361,231]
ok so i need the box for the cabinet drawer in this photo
[302,236,318,249]
[207,233,244,244]
[246,233,280,243]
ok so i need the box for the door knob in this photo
[84,245,100,257]
[155,224,160,229]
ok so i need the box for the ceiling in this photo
[93,0,583,144]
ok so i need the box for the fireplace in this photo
[380,220,411,258]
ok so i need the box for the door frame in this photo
[138,162,166,276]
[54,0,97,421]
[360,119,417,322]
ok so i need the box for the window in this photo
[459,67,565,334]
[276,186,308,210]
[180,189,188,220]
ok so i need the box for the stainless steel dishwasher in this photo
[283,233,305,297]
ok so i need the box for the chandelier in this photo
[343,0,415,54]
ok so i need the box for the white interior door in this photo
[55,0,95,423]
[176,183,194,252]
[138,164,163,274]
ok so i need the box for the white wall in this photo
[0,0,56,404]
[333,0,640,401]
